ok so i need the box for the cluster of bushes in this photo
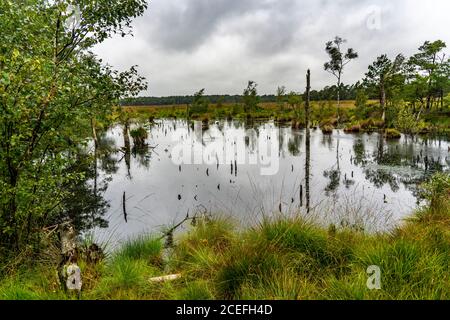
[130,127,148,148]
[124,100,450,141]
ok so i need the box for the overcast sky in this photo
[93,0,450,97]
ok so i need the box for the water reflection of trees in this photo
[53,143,113,234]
[131,124,152,169]
[353,134,447,193]
[68,122,155,233]
[321,133,333,150]
[60,130,120,232]
[245,128,258,153]
[60,157,110,231]
[288,134,302,156]
[324,169,341,194]
[352,138,367,166]
[97,133,119,174]
[364,169,400,192]
[132,144,152,168]
[323,136,341,195]
[122,121,132,177]
[116,122,154,178]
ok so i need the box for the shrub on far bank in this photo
[321,125,334,134]
[384,128,401,139]
[344,123,361,133]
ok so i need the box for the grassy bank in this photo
[0,174,448,300]
[121,100,361,125]
[120,101,450,137]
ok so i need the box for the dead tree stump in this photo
[57,221,82,298]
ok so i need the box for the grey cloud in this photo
[94,0,450,96]
[224,1,302,56]
[140,0,263,52]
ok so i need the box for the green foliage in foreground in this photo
[0,0,147,253]
[0,175,449,300]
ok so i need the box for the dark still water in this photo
[91,119,450,246]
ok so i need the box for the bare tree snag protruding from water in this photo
[305,69,311,214]
[91,118,99,198]
[122,191,128,223]
[300,184,303,207]
[123,121,131,178]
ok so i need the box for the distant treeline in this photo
[121,84,369,106]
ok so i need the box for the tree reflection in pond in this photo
[92,120,450,243]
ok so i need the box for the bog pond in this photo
[90,119,450,247]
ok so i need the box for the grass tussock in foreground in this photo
[0,175,449,300]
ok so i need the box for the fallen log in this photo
[149,274,182,283]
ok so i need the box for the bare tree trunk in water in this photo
[91,118,100,227]
[91,118,98,197]
[377,133,384,163]
[336,77,341,126]
[123,121,131,177]
[122,191,128,223]
[305,70,311,213]
[336,138,340,171]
